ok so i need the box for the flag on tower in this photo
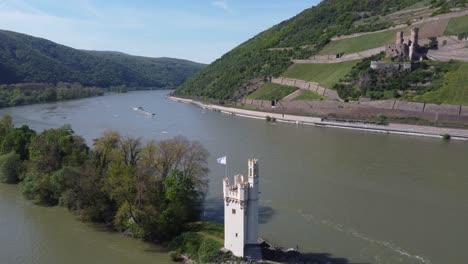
[217,156,227,165]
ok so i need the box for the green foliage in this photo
[1,125,36,160]
[431,0,468,16]
[29,125,89,175]
[407,61,468,105]
[319,30,397,55]
[22,126,89,205]
[247,83,298,100]
[0,83,104,108]
[445,15,468,35]
[333,54,463,102]
[169,226,224,263]
[60,162,117,223]
[0,114,13,139]
[425,37,439,50]
[0,120,210,245]
[176,0,421,99]
[283,60,360,89]
[294,91,325,101]
[0,152,22,183]
[0,30,205,88]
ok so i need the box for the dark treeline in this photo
[0,30,205,88]
[0,115,209,242]
[0,82,104,108]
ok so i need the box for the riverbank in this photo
[169,96,468,141]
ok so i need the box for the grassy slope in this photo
[411,62,468,105]
[247,83,298,100]
[294,91,324,100]
[282,60,360,88]
[318,30,397,55]
[444,15,468,35]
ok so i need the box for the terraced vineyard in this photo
[445,15,468,35]
[282,60,360,89]
[293,91,324,101]
[247,83,298,100]
[319,30,396,55]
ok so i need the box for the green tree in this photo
[92,130,121,173]
[156,137,209,190]
[1,125,36,160]
[23,125,89,205]
[0,114,13,139]
[29,125,88,174]
[60,161,117,223]
[164,169,203,224]
[0,151,22,183]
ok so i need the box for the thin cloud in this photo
[212,0,231,12]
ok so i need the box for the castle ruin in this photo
[223,159,260,258]
[385,28,420,61]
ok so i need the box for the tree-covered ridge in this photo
[0,30,205,88]
[175,0,423,100]
[0,83,104,108]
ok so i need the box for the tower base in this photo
[244,244,263,260]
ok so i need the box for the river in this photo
[1,91,467,264]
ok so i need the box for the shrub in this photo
[442,134,451,140]
[266,116,272,122]
[169,231,223,263]
[0,152,22,183]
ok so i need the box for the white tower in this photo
[223,159,259,257]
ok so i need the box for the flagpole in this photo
[225,155,228,178]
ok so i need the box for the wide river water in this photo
[1,91,467,264]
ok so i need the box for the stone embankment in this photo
[271,77,341,100]
[240,97,468,123]
[169,96,468,141]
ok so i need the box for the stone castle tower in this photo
[385,28,420,61]
[223,159,259,257]
[409,28,419,61]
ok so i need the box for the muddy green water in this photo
[1,91,468,264]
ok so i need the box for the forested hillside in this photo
[0,30,205,88]
[175,0,465,100]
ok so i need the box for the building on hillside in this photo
[385,28,421,61]
[372,28,423,72]
[223,159,260,259]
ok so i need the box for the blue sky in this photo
[0,0,319,63]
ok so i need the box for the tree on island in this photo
[0,116,210,243]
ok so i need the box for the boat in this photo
[132,106,155,116]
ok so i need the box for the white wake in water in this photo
[297,209,432,264]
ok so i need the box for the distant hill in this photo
[0,30,205,88]
[175,0,468,100]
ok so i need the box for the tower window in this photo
[235,233,238,238]
[232,209,236,214]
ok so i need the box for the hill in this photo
[175,0,468,101]
[0,30,205,88]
